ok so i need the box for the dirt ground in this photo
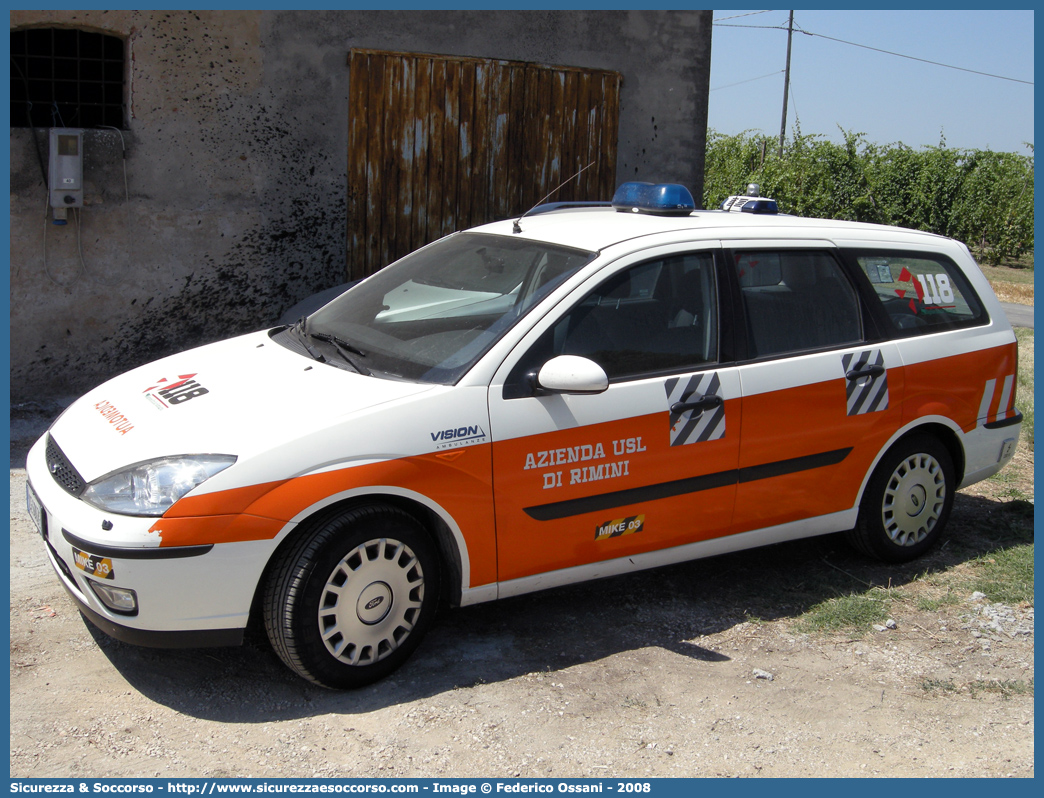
[9,430,1034,779]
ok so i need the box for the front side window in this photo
[504,252,718,397]
[734,250,862,358]
[855,252,986,335]
[276,233,595,384]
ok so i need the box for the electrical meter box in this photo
[48,128,84,209]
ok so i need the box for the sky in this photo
[708,9,1035,154]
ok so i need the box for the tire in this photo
[263,503,440,689]
[847,434,955,562]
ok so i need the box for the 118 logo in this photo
[143,374,210,408]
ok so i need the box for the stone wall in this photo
[9,10,712,401]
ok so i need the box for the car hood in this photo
[47,330,436,483]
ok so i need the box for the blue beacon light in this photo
[611,182,696,215]
[720,183,780,214]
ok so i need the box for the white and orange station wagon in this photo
[26,183,1022,688]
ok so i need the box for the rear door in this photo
[487,244,742,586]
[725,241,904,535]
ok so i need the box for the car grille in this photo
[45,435,87,497]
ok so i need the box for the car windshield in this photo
[285,232,596,384]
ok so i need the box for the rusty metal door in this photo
[347,49,621,279]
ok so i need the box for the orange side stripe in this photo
[150,447,499,586]
[151,514,286,547]
[164,479,288,518]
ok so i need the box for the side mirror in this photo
[535,355,609,395]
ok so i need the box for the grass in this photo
[793,542,1034,635]
[920,678,958,694]
[967,679,1034,697]
[980,253,1034,306]
[921,678,1034,698]
[914,584,962,612]
[795,592,888,635]
[791,531,1034,637]
[1015,328,1033,448]
[968,546,1035,605]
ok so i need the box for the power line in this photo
[713,18,1033,86]
[714,23,787,30]
[801,30,1031,85]
[712,10,775,23]
[711,69,785,92]
[801,27,1031,85]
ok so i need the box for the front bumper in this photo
[26,437,278,647]
[46,539,244,648]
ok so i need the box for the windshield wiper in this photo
[291,317,326,363]
[309,332,366,358]
[309,332,371,376]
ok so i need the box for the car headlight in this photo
[82,455,237,516]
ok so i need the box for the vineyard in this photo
[703,130,1034,265]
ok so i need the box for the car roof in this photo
[470,206,951,254]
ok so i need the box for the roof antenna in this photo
[513,161,595,234]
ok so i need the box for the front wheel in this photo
[847,434,955,562]
[263,503,440,689]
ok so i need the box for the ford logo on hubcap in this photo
[365,596,385,611]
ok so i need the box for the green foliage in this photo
[704,130,1034,264]
[1015,328,1033,448]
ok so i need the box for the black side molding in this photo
[984,410,1023,430]
[63,529,214,559]
[524,447,853,522]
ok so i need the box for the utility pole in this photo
[778,10,794,158]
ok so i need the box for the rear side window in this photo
[733,250,862,358]
[854,253,986,336]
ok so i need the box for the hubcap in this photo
[317,538,425,666]
[356,582,392,624]
[881,452,946,547]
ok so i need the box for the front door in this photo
[487,245,741,586]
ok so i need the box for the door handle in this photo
[671,394,724,414]
[846,364,885,381]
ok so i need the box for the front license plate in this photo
[25,483,46,539]
[72,547,115,580]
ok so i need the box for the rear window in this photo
[854,252,987,336]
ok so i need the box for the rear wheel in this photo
[263,503,440,688]
[847,434,954,562]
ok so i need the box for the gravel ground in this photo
[9,465,1034,779]
[11,266,1035,783]
[9,402,1034,779]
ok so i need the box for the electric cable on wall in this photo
[98,125,130,201]
[73,207,122,287]
[42,192,81,290]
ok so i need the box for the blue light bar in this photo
[720,195,780,215]
[611,182,696,216]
